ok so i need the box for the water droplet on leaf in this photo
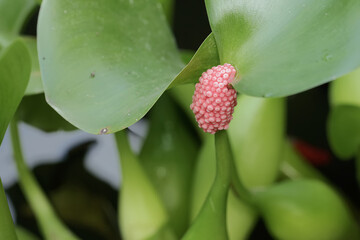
[323,54,333,62]
[100,128,108,135]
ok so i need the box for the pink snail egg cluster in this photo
[190,63,237,134]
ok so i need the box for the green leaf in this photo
[139,94,199,237]
[10,120,79,240]
[17,94,76,132]
[190,135,216,220]
[16,227,39,240]
[38,0,183,134]
[330,67,360,108]
[115,130,170,240]
[228,96,285,188]
[22,37,43,95]
[205,0,360,97]
[180,50,195,65]
[146,225,177,240]
[226,191,257,240]
[157,0,175,24]
[0,0,37,44]
[254,180,359,240]
[0,179,18,240]
[0,39,31,144]
[327,105,360,159]
[169,84,205,139]
[280,140,326,181]
[328,68,360,159]
[170,34,219,87]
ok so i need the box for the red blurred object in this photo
[292,139,331,166]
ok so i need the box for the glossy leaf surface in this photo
[255,180,359,240]
[205,0,360,97]
[171,50,206,138]
[158,0,175,24]
[0,0,37,43]
[0,39,30,144]
[171,34,219,87]
[0,179,18,240]
[38,0,183,134]
[169,84,205,139]
[228,96,285,188]
[23,37,42,95]
[139,94,199,237]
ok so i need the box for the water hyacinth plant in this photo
[0,0,360,239]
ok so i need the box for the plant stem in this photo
[280,140,327,182]
[214,131,232,186]
[182,131,232,240]
[10,117,78,240]
[230,165,254,205]
[215,131,254,205]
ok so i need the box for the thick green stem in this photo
[214,131,232,186]
[230,165,254,205]
[115,130,136,182]
[182,131,233,240]
[216,131,253,205]
[10,118,78,240]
